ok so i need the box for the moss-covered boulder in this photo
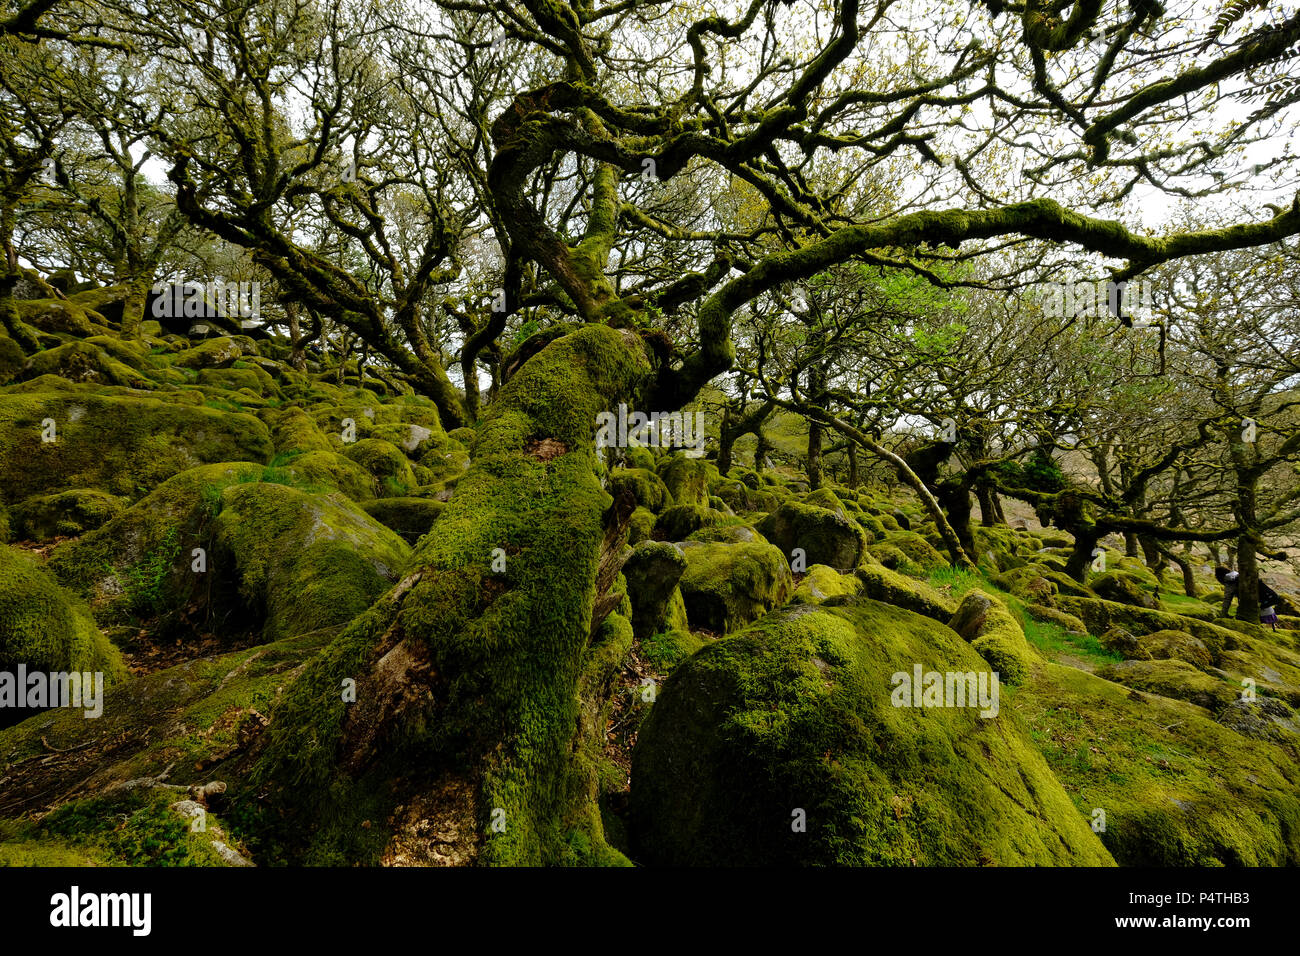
[263,406,334,455]
[677,540,792,634]
[10,488,126,541]
[854,560,956,623]
[627,506,655,546]
[416,438,470,482]
[1024,603,1086,633]
[19,340,152,389]
[991,566,1058,604]
[174,337,245,369]
[709,477,781,514]
[210,482,411,642]
[790,564,862,605]
[879,531,949,572]
[622,541,689,640]
[1090,570,1160,609]
[757,500,867,571]
[802,487,850,517]
[639,628,704,673]
[1099,626,1146,659]
[655,453,709,507]
[631,600,1114,865]
[1215,696,1300,744]
[370,421,437,458]
[654,503,728,541]
[607,467,672,514]
[283,450,376,501]
[47,462,262,616]
[0,389,272,502]
[1055,596,1237,655]
[12,298,109,337]
[198,364,278,397]
[684,523,767,546]
[1138,629,1214,668]
[0,545,127,726]
[948,590,1034,685]
[342,438,417,497]
[0,333,26,385]
[361,497,445,545]
[1016,661,1300,864]
[1097,659,1238,711]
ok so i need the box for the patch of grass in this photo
[926,564,993,597]
[1020,615,1123,667]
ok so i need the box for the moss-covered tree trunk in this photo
[806,418,823,490]
[253,324,654,865]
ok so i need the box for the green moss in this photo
[1016,662,1300,864]
[252,324,655,866]
[361,496,445,545]
[173,336,246,369]
[677,540,792,633]
[283,450,376,500]
[710,477,782,514]
[1096,659,1238,711]
[627,506,656,545]
[607,467,672,513]
[791,564,863,605]
[0,334,25,386]
[1055,596,1237,655]
[10,488,126,541]
[1090,570,1160,609]
[640,628,704,671]
[624,446,655,470]
[16,789,238,867]
[19,340,153,389]
[0,544,127,723]
[1024,603,1086,633]
[631,599,1114,865]
[198,365,277,397]
[880,531,949,572]
[855,561,957,622]
[655,453,709,506]
[211,482,411,642]
[47,462,260,613]
[343,438,416,497]
[948,590,1035,685]
[0,388,272,502]
[12,298,107,337]
[758,500,868,570]
[654,503,729,540]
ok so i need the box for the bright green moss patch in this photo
[0,545,127,716]
[856,560,957,622]
[211,482,411,642]
[758,500,868,570]
[607,467,672,513]
[631,599,1114,865]
[791,564,862,605]
[1016,661,1300,865]
[677,540,792,633]
[10,488,126,541]
[9,789,238,866]
[0,389,272,502]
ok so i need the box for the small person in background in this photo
[1215,566,1282,631]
